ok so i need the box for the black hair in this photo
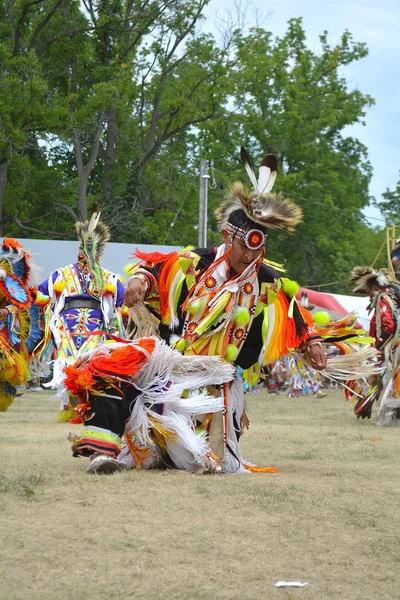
[227,208,268,234]
[366,277,379,289]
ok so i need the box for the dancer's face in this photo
[366,284,379,299]
[222,231,262,274]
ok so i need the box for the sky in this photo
[204,0,400,226]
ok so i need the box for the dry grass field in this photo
[1,387,400,600]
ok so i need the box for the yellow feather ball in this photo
[174,338,187,352]
[105,283,116,294]
[187,299,202,314]
[234,307,250,326]
[282,278,299,298]
[53,281,66,294]
[313,311,331,326]
[225,344,239,362]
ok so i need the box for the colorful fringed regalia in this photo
[294,309,381,414]
[285,354,322,397]
[123,147,324,474]
[63,337,235,473]
[35,210,127,411]
[346,267,400,425]
[269,311,379,399]
[0,239,42,411]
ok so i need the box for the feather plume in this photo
[75,214,110,292]
[258,154,278,194]
[215,147,302,233]
[215,182,302,232]
[240,147,259,193]
[88,211,101,234]
[215,182,252,230]
[252,191,302,231]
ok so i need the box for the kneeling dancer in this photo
[64,337,234,473]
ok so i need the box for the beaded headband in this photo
[225,222,266,250]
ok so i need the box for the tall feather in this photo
[240,147,259,193]
[88,210,101,234]
[258,154,278,194]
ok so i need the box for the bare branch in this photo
[3,216,68,239]
[140,113,216,173]
[29,0,65,50]
[55,202,78,221]
[36,24,101,54]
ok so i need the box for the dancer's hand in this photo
[307,344,327,370]
[0,308,8,318]
[124,277,147,307]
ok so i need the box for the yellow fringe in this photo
[0,392,15,412]
[55,408,76,423]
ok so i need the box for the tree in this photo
[198,18,376,291]
[380,175,400,225]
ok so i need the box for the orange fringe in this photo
[243,464,280,473]
[266,292,312,362]
[134,249,177,264]
[157,253,181,323]
[124,432,151,468]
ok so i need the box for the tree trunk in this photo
[78,175,88,221]
[0,148,8,236]
[103,103,116,204]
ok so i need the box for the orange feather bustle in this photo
[88,337,155,377]
[63,338,156,399]
[64,367,95,396]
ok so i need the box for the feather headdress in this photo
[76,205,110,291]
[215,147,302,232]
[0,238,40,286]
[348,266,392,294]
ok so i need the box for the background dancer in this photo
[35,209,126,420]
[348,267,400,425]
[0,239,41,410]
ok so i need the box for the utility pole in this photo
[198,159,209,247]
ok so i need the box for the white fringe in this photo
[71,337,235,471]
[221,378,249,474]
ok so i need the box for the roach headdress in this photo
[215,147,303,233]
[76,206,110,292]
[348,266,392,294]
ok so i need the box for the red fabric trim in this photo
[75,439,120,458]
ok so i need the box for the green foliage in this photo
[380,175,400,225]
[200,18,378,291]
[0,4,387,289]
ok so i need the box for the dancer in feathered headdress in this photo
[0,238,42,410]
[347,266,400,424]
[118,147,327,474]
[35,207,127,419]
